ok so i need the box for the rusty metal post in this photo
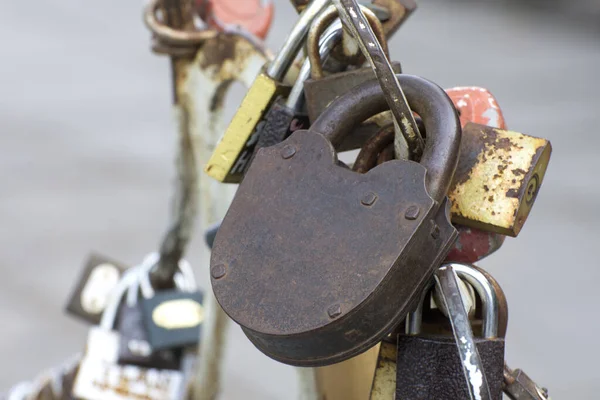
[147,1,235,399]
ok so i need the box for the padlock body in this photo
[117,304,181,369]
[211,131,457,366]
[204,71,290,183]
[304,63,402,123]
[73,358,184,400]
[141,290,205,351]
[448,122,551,237]
[73,327,184,400]
[396,335,505,400]
[65,253,128,324]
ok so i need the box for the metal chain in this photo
[144,0,216,57]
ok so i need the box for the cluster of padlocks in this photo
[4,0,553,399]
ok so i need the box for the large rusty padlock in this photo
[210,74,461,366]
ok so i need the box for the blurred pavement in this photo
[1,0,599,398]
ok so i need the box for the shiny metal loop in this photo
[447,263,500,338]
[266,0,330,80]
[307,4,388,80]
[99,253,158,330]
[287,20,344,111]
[143,0,218,46]
[434,265,493,400]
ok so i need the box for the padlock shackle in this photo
[449,263,506,339]
[286,20,344,110]
[310,74,461,203]
[307,4,388,80]
[266,0,330,80]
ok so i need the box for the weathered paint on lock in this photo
[445,87,508,262]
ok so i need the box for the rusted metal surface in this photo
[333,0,424,160]
[307,5,388,80]
[211,75,459,366]
[448,122,552,237]
[373,0,417,37]
[446,87,508,260]
[355,121,506,262]
[445,86,552,238]
[304,63,401,124]
[174,32,267,400]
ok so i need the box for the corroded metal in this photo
[307,5,388,80]
[175,33,267,400]
[333,0,424,159]
[357,86,551,243]
[211,75,460,366]
[449,122,552,237]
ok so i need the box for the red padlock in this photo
[196,0,274,40]
[444,87,507,263]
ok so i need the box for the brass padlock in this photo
[211,74,460,366]
[448,122,551,237]
[355,88,552,237]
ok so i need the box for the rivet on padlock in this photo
[211,74,461,366]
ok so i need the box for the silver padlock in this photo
[72,255,188,400]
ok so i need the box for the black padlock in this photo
[211,74,461,366]
[141,289,204,351]
[117,303,181,370]
[396,263,508,400]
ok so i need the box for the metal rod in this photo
[331,0,424,159]
[434,265,493,400]
[450,263,500,339]
[266,0,330,80]
[287,20,344,110]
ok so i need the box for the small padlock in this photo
[72,262,186,400]
[246,18,347,170]
[302,4,402,152]
[211,74,461,366]
[139,258,205,351]
[396,263,507,400]
[65,253,128,325]
[117,255,194,369]
[204,0,330,183]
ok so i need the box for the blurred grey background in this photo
[1,0,598,398]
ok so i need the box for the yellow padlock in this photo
[204,0,330,183]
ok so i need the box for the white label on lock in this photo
[73,358,183,400]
